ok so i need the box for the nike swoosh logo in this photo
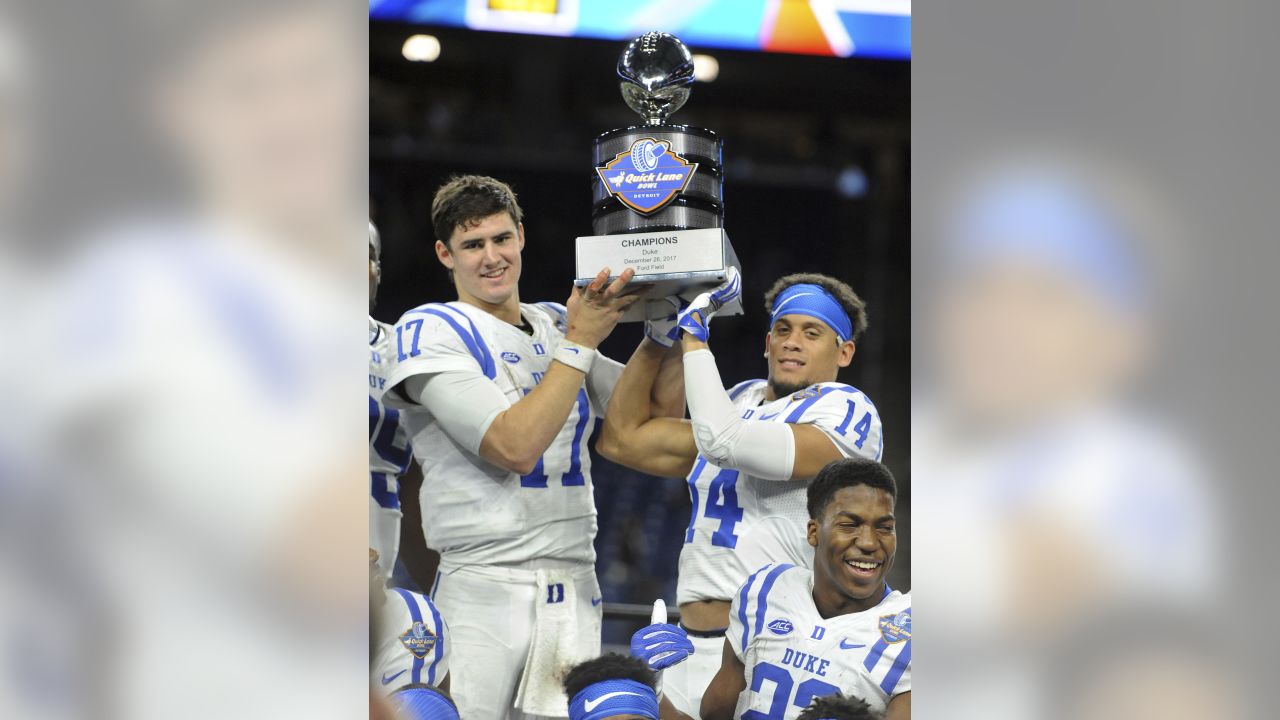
[839,640,867,649]
[381,669,407,685]
[591,597,602,606]
[584,691,642,711]
[564,347,580,354]
[758,412,780,421]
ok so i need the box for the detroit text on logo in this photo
[767,618,795,636]
[596,138,698,215]
[399,621,438,659]
[878,610,912,644]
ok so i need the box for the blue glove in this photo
[644,296,684,348]
[630,622,694,671]
[677,267,741,342]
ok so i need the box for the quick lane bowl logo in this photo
[501,351,521,364]
[767,618,794,636]
[790,386,822,402]
[399,621,438,659]
[596,138,698,215]
[878,610,911,644]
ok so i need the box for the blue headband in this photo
[390,686,461,720]
[569,679,659,720]
[946,173,1147,312]
[770,284,854,343]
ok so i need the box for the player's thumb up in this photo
[630,599,694,671]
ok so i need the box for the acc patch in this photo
[767,618,794,636]
[878,610,911,644]
[399,621,438,659]
[596,138,698,215]
[501,351,521,364]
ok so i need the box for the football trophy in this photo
[575,31,742,321]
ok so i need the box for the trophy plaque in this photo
[575,31,743,322]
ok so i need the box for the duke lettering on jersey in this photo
[382,301,605,567]
[678,380,884,606]
[729,564,911,718]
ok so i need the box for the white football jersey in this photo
[678,380,883,605]
[372,586,450,694]
[383,301,603,568]
[370,317,413,577]
[728,564,910,717]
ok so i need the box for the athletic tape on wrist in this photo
[554,339,595,373]
[568,679,660,720]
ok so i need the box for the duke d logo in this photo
[596,138,697,215]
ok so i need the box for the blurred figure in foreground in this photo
[913,148,1232,719]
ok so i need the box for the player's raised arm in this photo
[595,308,698,478]
[678,272,881,481]
[697,640,747,720]
[399,267,638,475]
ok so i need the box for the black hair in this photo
[796,693,881,720]
[562,653,656,701]
[806,458,898,520]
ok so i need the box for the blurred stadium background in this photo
[369,0,911,648]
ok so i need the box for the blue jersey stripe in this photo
[783,386,859,423]
[737,564,770,651]
[429,571,442,600]
[393,588,427,684]
[879,638,911,695]
[863,638,890,672]
[408,306,496,379]
[728,379,762,401]
[752,564,795,642]
[425,596,445,685]
[560,389,591,486]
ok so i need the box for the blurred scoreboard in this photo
[369,0,911,60]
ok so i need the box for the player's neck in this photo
[455,288,523,325]
[812,578,886,619]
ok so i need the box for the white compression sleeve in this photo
[404,371,509,456]
[682,349,796,480]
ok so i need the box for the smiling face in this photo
[808,485,897,611]
[435,211,524,311]
[765,314,855,399]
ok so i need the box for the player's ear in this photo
[763,332,772,358]
[836,340,855,368]
[517,222,525,251]
[807,519,819,548]
[435,239,453,270]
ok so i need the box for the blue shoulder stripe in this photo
[752,563,795,643]
[425,596,445,685]
[783,385,859,423]
[879,638,911,695]
[405,304,496,379]
[863,637,890,672]
[536,301,568,319]
[728,379,763,402]
[393,588,426,684]
[737,564,771,651]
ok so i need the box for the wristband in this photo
[553,339,596,374]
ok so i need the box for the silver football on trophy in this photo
[617,31,695,125]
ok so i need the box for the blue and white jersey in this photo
[372,586,449,695]
[678,380,883,605]
[728,564,910,717]
[370,317,413,577]
[383,301,607,568]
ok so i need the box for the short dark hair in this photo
[796,693,881,720]
[763,273,869,342]
[806,458,898,519]
[430,175,524,246]
[562,653,657,700]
